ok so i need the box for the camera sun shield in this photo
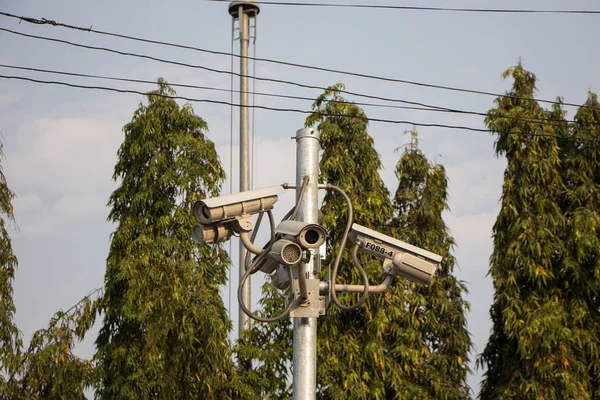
[193,185,285,224]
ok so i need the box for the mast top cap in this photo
[228,1,260,18]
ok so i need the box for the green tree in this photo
[387,130,471,399]
[6,291,99,399]
[235,285,293,398]
[238,84,394,399]
[478,64,592,399]
[0,143,21,398]
[557,92,600,398]
[308,84,394,399]
[0,146,96,399]
[93,80,249,399]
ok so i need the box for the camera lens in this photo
[304,229,320,245]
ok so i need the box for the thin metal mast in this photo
[228,1,260,336]
[292,128,321,400]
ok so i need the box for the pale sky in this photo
[1,0,598,396]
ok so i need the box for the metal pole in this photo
[238,4,251,335]
[292,128,320,400]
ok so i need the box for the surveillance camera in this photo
[274,220,326,250]
[258,238,303,275]
[192,185,285,224]
[256,221,325,274]
[191,222,234,244]
[269,239,304,266]
[348,224,442,285]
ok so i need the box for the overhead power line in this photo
[2,74,597,142]
[0,11,594,110]
[0,27,456,112]
[2,63,594,128]
[205,0,600,14]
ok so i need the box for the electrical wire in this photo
[239,258,294,322]
[238,211,294,322]
[3,74,597,142]
[204,0,600,15]
[0,26,457,112]
[0,13,593,110]
[291,176,310,221]
[243,211,274,270]
[1,64,594,128]
[323,183,370,311]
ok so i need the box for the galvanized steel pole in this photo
[238,3,251,335]
[229,0,260,336]
[292,128,321,400]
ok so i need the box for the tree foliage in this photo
[239,84,470,399]
[557,91,600,398]
[238,84,394,398]
[93,80,249,399]
[478,64,598,399]
[235,284,293,398]
[0,143,21,398]
[387,130,471,399]
[0,145,96,399]
[308,84,394,399]
[5,292,99,400]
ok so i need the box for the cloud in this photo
[445,158,504,216]
[13,193,42,212]
[53,192,109,220]
[8,117,122,191]
[0,90,24,108]
[5,115,122,236]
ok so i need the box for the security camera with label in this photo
[348,223,442,285]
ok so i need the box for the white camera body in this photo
[269,239,303,266]
[349,223,442,285]
[259,220,326,274]
[191,222,233,244]
[274,220,326,250]
[193,185,285,224]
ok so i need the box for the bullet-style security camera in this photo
[348,224,442,285]
[259,238,304,274]
[274,220,326,250]
[257,221,326,274]
[191,222,234,244]
[269,239,303,266]
[193,185,285,224]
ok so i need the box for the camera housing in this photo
[274,220,326,250]
[257,221,326,274]
[193,185,285,224]
[269,239,303,266]
[191,222,234,244]
[348,223,442,285]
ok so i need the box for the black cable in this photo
[1,12,593,110]
[205,0,600,15]
[1,64,593,128]
[0,63,458,113]
[0,27,449,111]
[2,74,598,142]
